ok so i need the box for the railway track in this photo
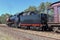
[0,24,60,40]
[10,27,60,40]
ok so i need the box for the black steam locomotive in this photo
[6,11,48,31]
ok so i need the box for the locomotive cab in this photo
[40,13,48,24]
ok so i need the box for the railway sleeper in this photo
[51,25,60,32]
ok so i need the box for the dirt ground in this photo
[0,24,60,40]
[0,24,13,40]
[0,32,15,40]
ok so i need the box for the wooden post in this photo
[54,6,59,23]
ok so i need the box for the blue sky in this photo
[0,0,60,15]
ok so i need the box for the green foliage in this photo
[0,17,2,24]
[45,2,51,9]
[38,2,51,13]
[24,2,52,14]
[38,2,45,13]
[0,13,11,24]
[24,6,37,12]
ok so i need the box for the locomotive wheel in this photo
[53,27,58,32]
[38,27,42,31]
[42,24,48,31]
[26,26,30,29]
[14,23,18,28]
[7,23,12,27]
[30,26,34,30]
[18,23,21,28]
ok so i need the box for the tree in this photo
[0,16,2,24]
[38,2,45,13]
[24,6,37,12]
[45,2,53,15]
[45,2,51,9]
[45,2,52,13]
[0,13,11,24]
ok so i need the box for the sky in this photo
[0,0,60,15]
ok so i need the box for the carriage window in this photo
[47,9,54,22]
[58,6,60,22]
[58,7,60,14]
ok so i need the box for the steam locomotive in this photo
[6,11,48,31]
